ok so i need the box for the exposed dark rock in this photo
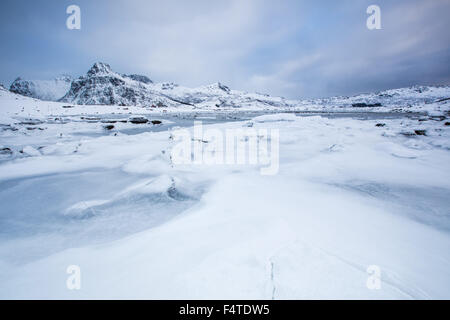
[19,119,44,125]
[104,125,115,130]
[151,120,162,125]
[217,82,231,93]
[414,130,427,136]
[124,74,153,84]
[0,147,13,155]
[129,117,149,124]
[429,116,446,121]
[161,82,178,90]
[352,103,382,108]
[445,122,450,126]
[81,117,101,122]
[0,124,14,131]
[375,123,386,127]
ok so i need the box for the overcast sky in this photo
[0,0,449,98]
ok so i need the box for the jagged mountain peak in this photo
[85,63,153,84]
[61,63,172,106]
[87,62,114,77]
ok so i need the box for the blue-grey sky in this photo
[0,0,449,98]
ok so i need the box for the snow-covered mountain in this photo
[60,62,179,107]
[59,62,295,108]
[311,85,450,109]
[10,76,72,101]
[7,62,450,113]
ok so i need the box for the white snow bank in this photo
[253,113,298,123]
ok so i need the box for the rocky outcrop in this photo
[124,74,153,84]
[60,63,173,106]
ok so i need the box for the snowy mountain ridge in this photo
[58,62,294,109]
[7,62,450,113]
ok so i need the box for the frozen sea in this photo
[0,107,449,299]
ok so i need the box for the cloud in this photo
[70,0,303,86]
[248,54,323,96]
[243,0,450,97]
[0,0,449,98]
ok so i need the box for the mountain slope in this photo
[60,62,178,107]
[59,62,296,109]
[10,76,72,101]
